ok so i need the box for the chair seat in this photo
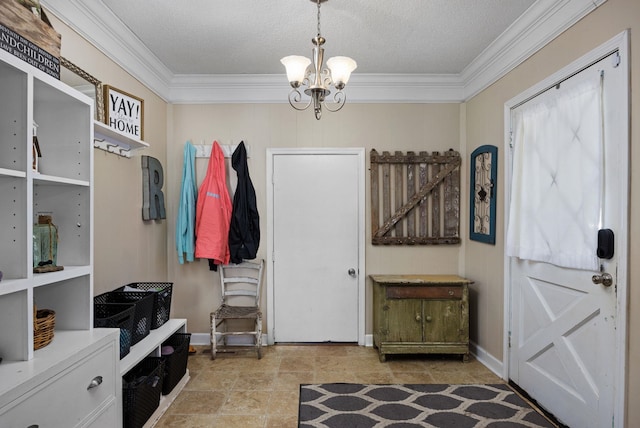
[213,304,261,319]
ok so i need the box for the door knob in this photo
[87,375,103,390]
[592,272,613,287]
[348,268,357,277]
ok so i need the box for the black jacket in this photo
[228,141,260,263]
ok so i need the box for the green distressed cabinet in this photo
[370,275,472,362]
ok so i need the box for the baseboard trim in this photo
[193,333,375,347]
[190,332,210,346]
[363,334,374,347]
[190,332,504,378]
[470,341,504,378]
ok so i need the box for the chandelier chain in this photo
[317,0,321,37]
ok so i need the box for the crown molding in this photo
[461,0,607,101]
[169,73,466,104]
[169,74,290,104]
[41,0,173,97]
[42,0,606,104]
[346,74,466,104]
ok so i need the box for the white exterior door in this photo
[506,33,628,428]
[267,149,365,343]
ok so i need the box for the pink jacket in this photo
[195,141,232,265]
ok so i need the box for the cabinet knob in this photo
[87,375,103,390]
[415,313,421,322]
[426,315,432,322]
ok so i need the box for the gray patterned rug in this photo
[298,383,556,427]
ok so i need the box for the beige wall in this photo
[47,0,640,422]
[464,0,640,423]
[48,11,465,337]
[49,15,169,295]
[167,103,463,333]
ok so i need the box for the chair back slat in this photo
[219,260,264,306]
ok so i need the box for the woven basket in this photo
[34,307,55,350]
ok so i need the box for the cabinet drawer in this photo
[386,285,463,300]
[80,398,118,428]
[0,341,117,427]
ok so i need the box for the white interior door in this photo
[506,34,628,428]
[267,149,364,343]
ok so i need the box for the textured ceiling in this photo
[99,0,536,76]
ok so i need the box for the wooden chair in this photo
[210,259,264,359]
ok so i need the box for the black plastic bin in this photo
[95,290,155,346]
[160,333,191,395]
[94,303,135,359]
[123,357,165,428]
[116,282,173,329]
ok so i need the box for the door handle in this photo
[87,375,103,390]
[348,268,357,277]
[592,272,613,287]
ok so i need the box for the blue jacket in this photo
[176,141,197,263]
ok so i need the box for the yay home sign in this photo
[104,85,144,140]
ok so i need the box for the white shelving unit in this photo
[120,318,190,428]
[0,48,185,428]
[120,319,187,374]
[0,48,121,426]
[0,47,95,362]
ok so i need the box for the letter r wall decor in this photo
[142,156,166,221]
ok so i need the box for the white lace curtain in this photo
[507,74,603,271]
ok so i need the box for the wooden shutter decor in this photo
[370,149,461,245]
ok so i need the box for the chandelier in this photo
[281,0,357,120]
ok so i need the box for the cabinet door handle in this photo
[415,313,421,322]
[27,425,39,428]
[425,315,432,322]
[87,375,103,390]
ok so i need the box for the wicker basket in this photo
[34,307,55,350]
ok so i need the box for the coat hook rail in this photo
[193,141,249,159]
[94,138,132,158]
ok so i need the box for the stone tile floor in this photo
[154,345,502,428]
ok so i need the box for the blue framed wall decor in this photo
[470,145,497,244]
